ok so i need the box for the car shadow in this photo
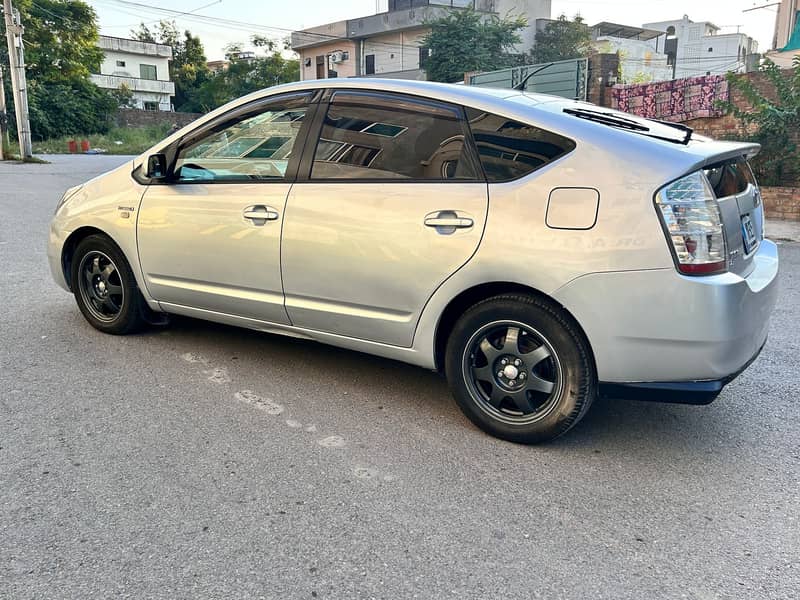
[153,315,742,455]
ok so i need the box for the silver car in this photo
[48,79,779,443]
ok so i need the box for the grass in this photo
[4,125,171,158]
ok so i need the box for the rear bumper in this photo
[553,239,779,384]
[599,338,766,405]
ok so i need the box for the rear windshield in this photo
[704,159,757,198]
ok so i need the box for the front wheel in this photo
[445,294,596,444]
[70,234,147,335]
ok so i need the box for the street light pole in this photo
[3,0,32,158]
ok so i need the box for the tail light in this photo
[655,171,727,275]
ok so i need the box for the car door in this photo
[281,90,489,347]
[137,92,314,324]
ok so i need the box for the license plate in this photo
[741,213,758,254]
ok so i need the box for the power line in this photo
[89,0,426,55]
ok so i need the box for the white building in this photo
[90,36,176,111]
[644,16,758,78]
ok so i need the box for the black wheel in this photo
[70,234,147,335]
[445,294,596,444]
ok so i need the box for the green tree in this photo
[185,35,299,112]
[131,20,210,111]
[1,0,117,139]
[721,56,800,186]
[421,9,526,83]
[531,14,590,63]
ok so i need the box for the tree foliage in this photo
[722,56,800,186]
[531,14,591,64]
[181,36,299,113]
[422,9,526,83]
[1,0,117,139]
[131,20,210,111]
[131,24,299,113]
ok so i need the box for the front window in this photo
[173,94,311,183]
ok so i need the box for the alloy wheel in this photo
[462,320,563,425]
[77,251,124,323]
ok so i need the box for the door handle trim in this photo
[423,216,474,229]
[243,205,279,222]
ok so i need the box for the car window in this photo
[174,94,311,183]
[704,158,757,198]
[464,107,576,182]
[310,92,479,181]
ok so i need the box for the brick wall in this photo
[761,187,800,221]
[114,108,202,129]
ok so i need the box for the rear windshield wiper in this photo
[563,108,693,145]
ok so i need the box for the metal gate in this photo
[466,58,589,100]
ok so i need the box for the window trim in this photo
[298,89,485,184]
[146,91,320,186]
[139,63,158,80]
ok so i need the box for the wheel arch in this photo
[432,281,596,374]
[61,226,125,292]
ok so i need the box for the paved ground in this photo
[1,155,798,599]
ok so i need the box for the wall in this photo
[495,0,552,53]
[99,49,171,83]
[363,29,429,75]
[114,109,201,129]
[761,187,800,221]
[299,40,358,80]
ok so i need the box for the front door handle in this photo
[243,205,279,224]
[424,210,474,234]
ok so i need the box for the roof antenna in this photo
[513,63,555,91]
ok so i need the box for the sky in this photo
[88,0,783,61]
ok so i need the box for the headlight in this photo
[55,185,83,213]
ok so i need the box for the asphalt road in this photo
[1,155,798,599]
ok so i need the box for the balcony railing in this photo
[90,74,176,95]
[98,36,172,59]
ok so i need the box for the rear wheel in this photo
[70,235,147,335]
[445,294,596,443]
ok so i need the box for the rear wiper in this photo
[563,108,649,132]
[563,108,693,145]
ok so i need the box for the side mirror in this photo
[146,153,167,179]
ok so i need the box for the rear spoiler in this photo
[687,142,761,172]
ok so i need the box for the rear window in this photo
[704,159,757,198]
[464,107,575,182]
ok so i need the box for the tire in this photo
[445,294,596,444]
[70,234,147,335]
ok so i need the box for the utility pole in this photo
[3,0,32,159]
[0,65,7,160]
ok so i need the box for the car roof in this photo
[273,77,561,106]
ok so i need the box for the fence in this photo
[466,58,589,100]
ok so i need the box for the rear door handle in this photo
[243,205,279,224]
[424,210,474,234]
